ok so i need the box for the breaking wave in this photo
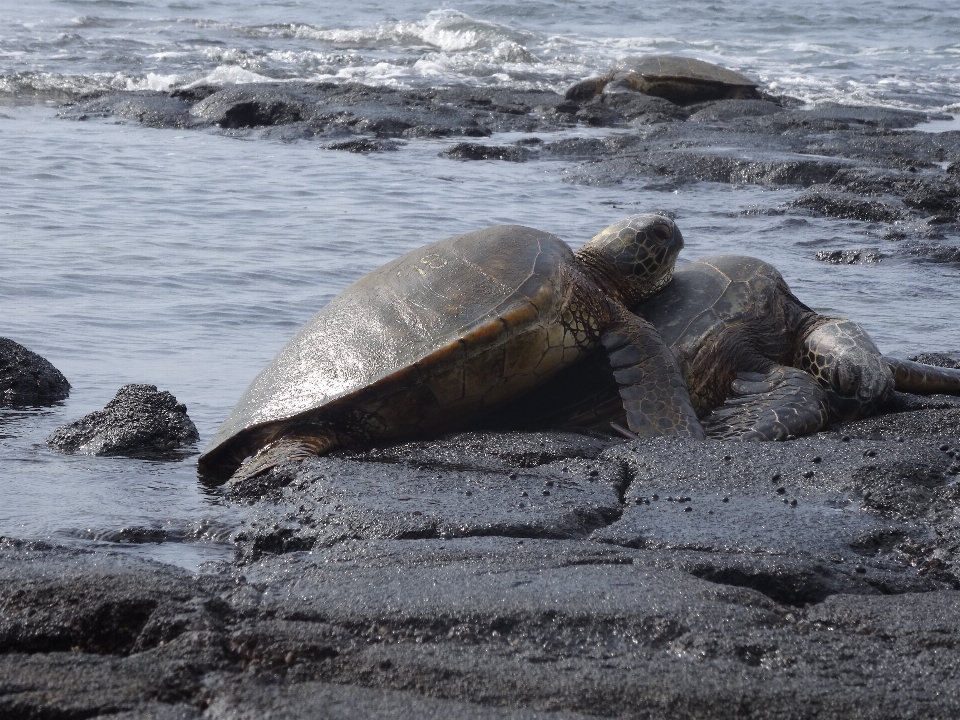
[0,5,958,110]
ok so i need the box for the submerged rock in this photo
[0,337,70,407]
[793,191,906,223]
[904,243,960,264]
[327,138,403,153]
[46,384,198,457]
[911,352,960,368]
[440,142,530,162]
[814,249,884,264]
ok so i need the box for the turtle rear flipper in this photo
[231,429,337,484]
[886,357,960,395]
[602,311,704,438]
[704,367,830,441]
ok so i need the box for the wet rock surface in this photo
[46,383,199,457]
[815,248,885,264]
[0,337,70,407]
[227,432,622,561]
[440,142,531,162]
[326,138,403,153]
[7,393,960,718]
[65,84,564,139]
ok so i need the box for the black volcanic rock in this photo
[815,249,884,264]
[440,142,530,162]
[4,395,960,718]
[793,191,906,222]
[911,352,960,368]
[189,86,309,128]
[61,82,960,246]
[327,138,403,152]
[46,383,198,457]
[0,337,70,407]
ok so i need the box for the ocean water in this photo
[2,0,959,569]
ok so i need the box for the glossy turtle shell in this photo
[566,55,760,104]
[614,56,757,89]
[198,225,602,477]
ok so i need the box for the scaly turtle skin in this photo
[198,215,704,483]
[566,55,761,105]
[491,255,960,440]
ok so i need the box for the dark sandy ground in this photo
[6,390,960,718]
[3,83,960,719]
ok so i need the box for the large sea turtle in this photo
[566,55,761,105]
[198,215,705,483]
[489,255,960,440]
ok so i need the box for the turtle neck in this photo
[573,245,631,307]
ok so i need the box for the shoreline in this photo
[3,390,960,717]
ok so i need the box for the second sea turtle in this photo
[566,55,762,105]
[489,255,960,440]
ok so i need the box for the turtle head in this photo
[575,214,684,306]
[799,320,894,420]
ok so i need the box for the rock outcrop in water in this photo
[5,384,960,718]
[0,337,70,407]
[46,383,199,457]
[61,82,960,263]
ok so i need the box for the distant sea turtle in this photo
[566,55,761,105]
[490,255,960,440]
[198,216,705,483]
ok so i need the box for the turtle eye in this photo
[652,223,673,242]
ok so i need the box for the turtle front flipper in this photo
[231,428,338,484]
[885,357,960,395]
[703,367,830,441]
[602,310,705,438]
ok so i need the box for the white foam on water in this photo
[0,71,113,100]
[0,4,956,108]
[125,72,180,92]
[185,64,275,86]
[419,9,534,53]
